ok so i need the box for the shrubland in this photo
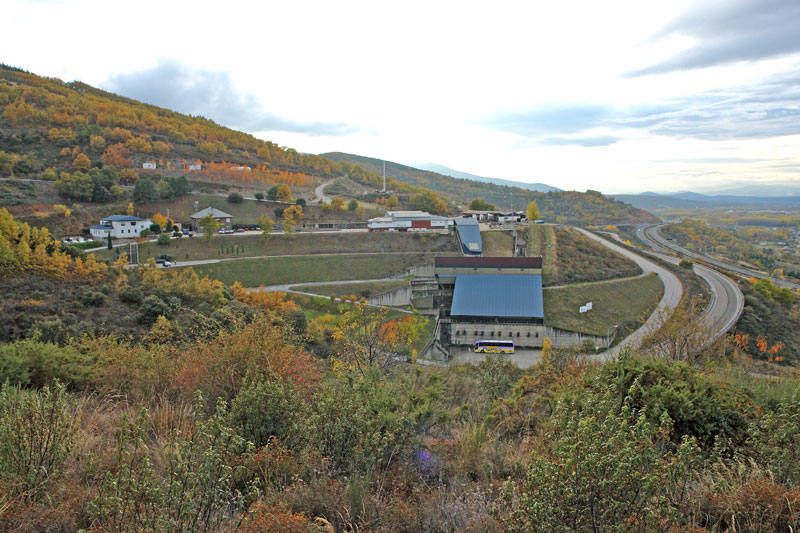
[2,206,800,532]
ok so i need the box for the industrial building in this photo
[416,255,606,360]
[453,217,482,255]
[433,256,545,348]
[367,211,451,232]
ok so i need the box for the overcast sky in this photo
[5,0,800,193]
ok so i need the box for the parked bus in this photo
[472,340,515,353]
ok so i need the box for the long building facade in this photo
[434,256,547,349]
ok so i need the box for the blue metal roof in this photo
[454,218,482,255]
[101,215,143,222]
[90,225,111,230]
[451,274,543,318]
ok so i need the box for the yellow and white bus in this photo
[472,340,515,353]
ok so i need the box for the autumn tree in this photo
[330,197,345,211]
[526,201,541,220]
[284,204,303,225]
[386,195,399,209]
[276,183,292,202]
[332,303,414,374]
[102,143,133,168]
[152,213,169,230]
[88,135,106,151]
[119,168,139,185]
[72,152,91,171]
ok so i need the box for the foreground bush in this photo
[500,386,702,532]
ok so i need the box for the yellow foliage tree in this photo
[72,152,91,171]
[526,201,541,221]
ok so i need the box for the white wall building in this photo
[90,215,152,239]
[368,210,451,232]
[142,161,156,169]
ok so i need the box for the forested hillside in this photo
[325,152,658,224]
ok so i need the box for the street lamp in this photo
[606,324,619,349]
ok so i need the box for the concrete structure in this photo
[418,256,608,360]
[368,210,451,232]
[433,257,546,350]
[190,206,233,232]
[90,215,152,239]
[462,210,525,223]
[454,217,482,255]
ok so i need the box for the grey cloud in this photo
[540,135,621,147]
[483,68,800,144]
[627,0,800,76]
[102,59,353,136]
[483,104,611,136]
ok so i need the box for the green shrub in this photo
[81,290,107,306]
[229,379,304,448]
[500,387,701,532]
[138,294,171,324]
[748,395,800,484]
[88,398,256,531]
[596,354,749,449]
[254,192,264,200]
[227,192,243,203]
[0,339,93,388]
[119,285,143,304]
[0,381,75,499]
[31,318,74,345]
[156,233,170,246]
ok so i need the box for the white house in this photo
[90,215,152,239]
[188,163,202,171]
[142,161,156,169]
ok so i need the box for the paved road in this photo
[637,225,744,343]
[312,179,335,204]
[575,228,683,360]
[643,223,799,289]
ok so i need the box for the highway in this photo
[637,224,745,344]
[641,224,800,290]
[575,228,683,360]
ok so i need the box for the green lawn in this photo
[482,231,513,257]
[100,231,459,262]
[189,253,439,287]
[293,280,408,298]
[543,273,663,336]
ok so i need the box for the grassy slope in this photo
[527,224,642,286]
[189,253,439,287]
[101,232,458,262]
[292,280,408,298]
[482,231,513,257]
[543,273,663,336]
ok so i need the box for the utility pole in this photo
[382,160,386,192]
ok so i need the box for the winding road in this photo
[642,223,799,289]
[575,228,683,359]
[638,224,745,344]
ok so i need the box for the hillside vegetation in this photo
[3,210,800,531]
[325,152,658,224]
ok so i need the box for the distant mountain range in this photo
[613,187,800,211]
[415,163,561,193]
